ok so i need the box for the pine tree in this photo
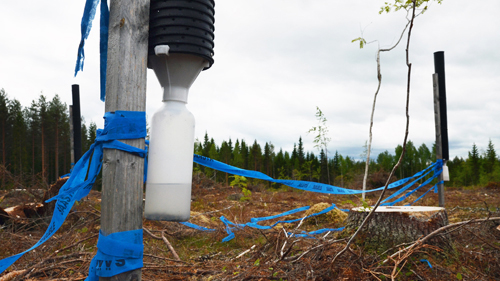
[9,99,28,176]
[249,140,262,172]
[202,131,210,157]
[231,139,243,168]
[485,139,496,175]
[263,142,274,176]
[417,143,432,171]
[468,143,480,186]
[0,89,10,187]
[27,100,40,181]
[219,140,232,184]
[376,150,394,172]
[297,136,305,167]
[49,95,68,179]
[38,95,49,183]
[240,139,249,169]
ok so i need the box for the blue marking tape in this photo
[86,230,143,281]
[194,154,440,195]
[406,182,441,206]
[181,204,345,242]
[381,161,443,206]
[75,0,109,101]
[420,259,433,268]
[180,222,216,232]
[0,111,146,278]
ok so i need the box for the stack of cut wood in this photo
[0,177,68,226]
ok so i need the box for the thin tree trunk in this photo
[55,120,59,179]
[32,131,35,183]
[1,120,5,188]
[42,125,46,183]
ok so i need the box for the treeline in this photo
[0,90,97,187]
[194,132,438,189]
[1,90,499,189]
[447,142,500,187]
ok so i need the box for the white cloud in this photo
[1,0,499,161]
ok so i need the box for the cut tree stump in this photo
[343,206,449,251]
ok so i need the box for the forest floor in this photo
[1,176,499,281]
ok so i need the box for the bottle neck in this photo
[163,86,189,103]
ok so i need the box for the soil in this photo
[1,177,499,280]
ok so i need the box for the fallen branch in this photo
[0,270,28,281]
[144,253,191,264]
[161,231,181,261]
[234,244,256,260]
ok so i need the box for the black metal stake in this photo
[72,84,82,164]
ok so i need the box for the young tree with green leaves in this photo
[308,106,331,184]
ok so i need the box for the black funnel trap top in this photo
[148,0,215,70]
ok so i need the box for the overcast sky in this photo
[1,0,499,161]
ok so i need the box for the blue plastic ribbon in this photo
[179,222,216,232]
[381,162,442,206]
[420,259,433,268]
[0,111,146,276]
[194,154,439,195]
[210,204,344,242]
[75,0,110,101]
[99,0,109,102]
[86,230,143,281]
[179,204,345,242]
[406,182,441,206]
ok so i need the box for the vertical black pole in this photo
[72,84,82,164]
[433,74,445,207]
[433,51,449,161]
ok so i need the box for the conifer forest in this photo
[1,89,499,190]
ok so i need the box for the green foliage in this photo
[242,187,252,198]
[353,0,444,50]
[230,175,247,188]
[379,0,443,15]
[351,37,367,49]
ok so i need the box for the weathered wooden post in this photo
[100,0,150,280]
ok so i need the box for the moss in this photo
[304,203,348,225]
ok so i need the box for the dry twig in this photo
[332,0,418,266]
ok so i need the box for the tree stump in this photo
[343,206,449,252]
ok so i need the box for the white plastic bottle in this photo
[144,48,208,221]
[144,100,195,221]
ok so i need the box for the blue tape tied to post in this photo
[182,156,442,240]
[86,229,143,281]
[0,111,146,278]
[75,0,109,102]
[193,154,439,195]
[380,160,442,206]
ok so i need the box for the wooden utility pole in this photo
[100,0,150,280]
